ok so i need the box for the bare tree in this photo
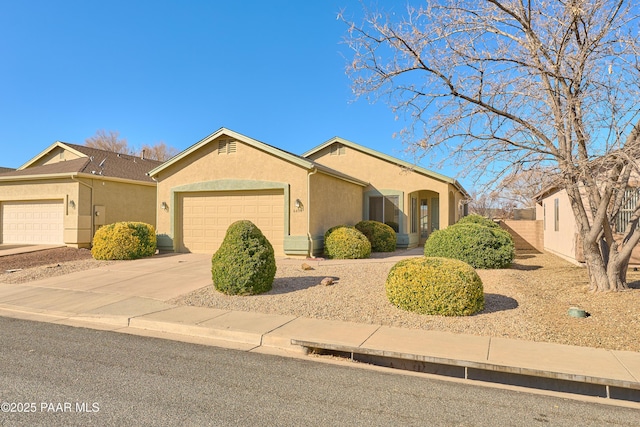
[344,1,640,291]
[140,142,178,162]
[85,130,130,154]
[85,130,177,162]
[498,168,556,209]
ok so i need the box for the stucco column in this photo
[440,189,450,228]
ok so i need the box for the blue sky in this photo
[0,1,470,189]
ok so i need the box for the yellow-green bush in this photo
[211,220,276,295]
[324,226,371,259]
[91,222,157,260]
[355,220,396,252]
[386,257,484,316]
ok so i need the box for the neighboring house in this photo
[535,185,640,265]
[149,128,469,257]
[0,142,162,247]
[0,167,15,174]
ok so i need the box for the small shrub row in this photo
[355,220,396,252]
[324,226,371,259]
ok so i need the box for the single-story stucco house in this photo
[535,185,640,265]
[149,128,469,257]
[0,142,161,247]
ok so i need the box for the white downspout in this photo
[307,168,318,257]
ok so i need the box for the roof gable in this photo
[4,141,162,183]
[303,137,470,197]
[148,128,316,177]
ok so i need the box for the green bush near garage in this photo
[324,225,371,259]
[385,257,484,316]
[91,222,157,260]
[355,220,396,252]
[211,220,276,295]
[423,222,515,269]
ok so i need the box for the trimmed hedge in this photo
[456,214,500,228]
[91,222,157,260]
[355,220,396,252]
[386,257,484,316]
[423,223,515,269]
[211,220,276,295]
[385,221,399,233]
[324,226,371,259]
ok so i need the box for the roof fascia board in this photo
[19,141,88,170]
[315,166,367,186]
[149,127,314,177]
[0,172,156,187]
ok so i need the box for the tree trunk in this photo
[582,239,629,292]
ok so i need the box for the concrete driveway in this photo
[18,252,212,301]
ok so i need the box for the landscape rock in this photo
[320,277,334,286]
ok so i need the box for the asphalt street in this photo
[0,317,637,426]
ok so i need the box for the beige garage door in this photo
[1,201,64,244]
[180,190,285,255]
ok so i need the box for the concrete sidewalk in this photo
[1,251,639,404]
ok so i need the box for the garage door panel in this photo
[2,201,64,244]
[180,190,284,255]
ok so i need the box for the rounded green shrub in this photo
[385,221,399,232]
[211,220,276,295]
[91,222,157,260]
[324,226,371,259]
[423,223,515,269]
[457,214,500,228]
[324,224,348,242]
[355,220,396,252]
[386,257,484,316]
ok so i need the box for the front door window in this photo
[420,199,429,238]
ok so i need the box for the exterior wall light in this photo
[295,199,303,211]
[68,200,76,209]
[160,201,169,210]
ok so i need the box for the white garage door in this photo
[180,190,285,255]
[1,201,64,244]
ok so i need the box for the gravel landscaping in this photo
[2,247,639,352]
[171,250,640,353]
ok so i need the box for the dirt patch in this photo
[0,247,112,284]
[0,247,94,270]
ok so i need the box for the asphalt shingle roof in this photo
[0,143,163,183]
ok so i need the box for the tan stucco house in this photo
[535,185,640,265]
[0,142,161,248]
[150,128,469,257]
